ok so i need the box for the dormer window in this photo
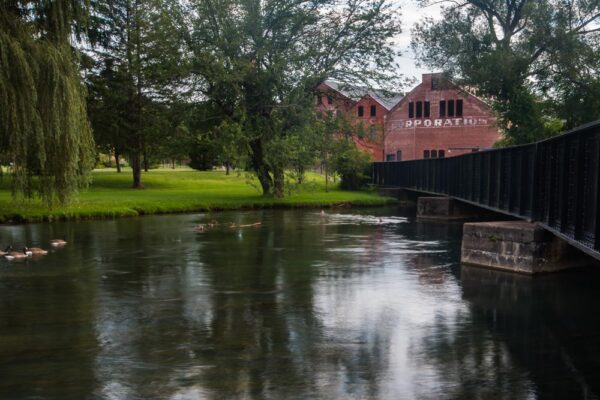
[327,95,333,105]
[424,101,430,118]
[416,101,423,118]
[370,105,377,117]
[408,102,414,118]
[456,99,463,117]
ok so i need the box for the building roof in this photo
[321,80,403,111]
[387,73,493,115]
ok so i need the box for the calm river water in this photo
[1,208,600,400]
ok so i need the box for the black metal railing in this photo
[373,120,600,260]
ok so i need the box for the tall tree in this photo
[85,0,189,187]
[0,1,95,204]
[186,0,402,197]
[412,0,600,144]
[86,58,129,172]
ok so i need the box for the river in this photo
[0,209,599,399]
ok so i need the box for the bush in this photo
[331,139,372,190]
[189,137,219,171]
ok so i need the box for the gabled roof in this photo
[386,74,493,115]
[367,90,404,111]
[320,80,403,111]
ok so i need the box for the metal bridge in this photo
[372,120,600,261]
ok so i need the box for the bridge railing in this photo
[373,120,600,259]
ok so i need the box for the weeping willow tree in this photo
[0,1,95,205]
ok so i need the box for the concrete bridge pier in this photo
[461,221,593,274]
[417,196,486,221]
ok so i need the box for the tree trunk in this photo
[172,159,175,169]
[115,149,122,173]
[143,151,149,172]
[225,162,230,175]
[131,152,143,188]
[324,161,329,193]
[296,166,304,184]
[256,165,272,195]
[273,167,284,198]
[250,139,272,195]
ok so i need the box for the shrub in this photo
[331,140,372,190]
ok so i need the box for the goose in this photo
[194,224,206,233]
[50,239,67,247]
[5,249,29,260]
[25,246,48,255]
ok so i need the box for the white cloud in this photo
[392,0,444,88]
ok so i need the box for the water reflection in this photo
[0,209,598,399]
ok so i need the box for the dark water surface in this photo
[1,209,600,400]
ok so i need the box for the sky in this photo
[392,0,443,87]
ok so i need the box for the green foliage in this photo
[331,140,372,191]
[84,0,190,187]
[0,1,95,204]
[187,0,402,196]
[412,0,600,144]
[189,133,220,171]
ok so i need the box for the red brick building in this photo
[315,81,403,161]
[384,73,501,161]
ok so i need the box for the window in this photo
[358,106,364,117]
[424,150,430,159]
[317,95,323,105]
[439,100,446,117]
[424,101,430,118]
[408,102,414,118]
[370,105,377,117]
[396,150,402,161]
[438,150,445,158]
[448,100,455,117]
[416,101,423,118]
[327,95,333,105]
[431,78,439,91]
[456,99,463,117]
[386,154,396,162]
[431,150,438,159]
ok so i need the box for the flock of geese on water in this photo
[194,220,262,233]
[0,240,67,261]
[192,210,384,233]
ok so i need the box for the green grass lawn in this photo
[0,168,395,223]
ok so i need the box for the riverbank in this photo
[0,168,395,223]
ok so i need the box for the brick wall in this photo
[350,95,387,161]
[315,83,388,162]
[384,73,501,161]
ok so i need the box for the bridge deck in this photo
[373,120,600,262]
